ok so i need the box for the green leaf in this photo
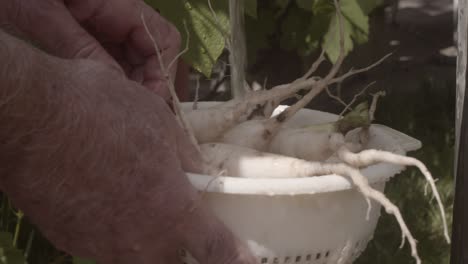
[357,0,384,14]
[323,12,354,63]
[73,257,96,264]
[311,0,334,15]
[336,102,370,134]
[145,0,229,77]
[245,0,257,18]
[352,25,369,44]
[322,0,372,62]
[305,12,332,48]
[341,0,368,34]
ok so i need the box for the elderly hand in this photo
[0,30,257,264]
[0,3,257,263]
[1,0,189,100]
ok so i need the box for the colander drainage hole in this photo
[259,251,330,264]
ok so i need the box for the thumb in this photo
[15,1,120,70]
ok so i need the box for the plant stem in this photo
[5,199,12,231]
[24,230,35,260]
[229,0,247,98]
[13,210,23,247]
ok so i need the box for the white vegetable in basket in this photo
[269,103,370,161]
[140,1,450,262]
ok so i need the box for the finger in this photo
[15,1,120,70]
[140,57,171,100]
[65,0,140,43]
[67,0,182,96]
[129,3,181,85]
[113,98,256,264]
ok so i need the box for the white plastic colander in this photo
[185,103,421,264]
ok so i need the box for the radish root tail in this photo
[337,147,451,244]
[320,163,421,264]
[141,14,201,153]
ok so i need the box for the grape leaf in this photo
[311,0,334,15]
[352,25,369,44]
[323,12,354,63]
[304,12,332,53]
[357,0,384,14]
[341,0,368,34]
[145,0,229,77]
[322,0,374,62]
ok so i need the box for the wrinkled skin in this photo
[0,1,257,263]
[1,0,188,100]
